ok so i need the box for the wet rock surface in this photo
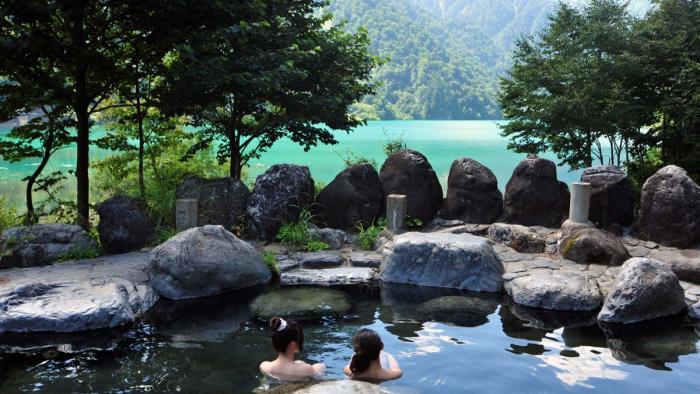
[501,158,570,227]
[246,164,315,240]
[280,267,377,286]
[0,224,99,269]
[635,165,700,248]
[294,251,345,268]
[97,195,153,254]
[505,270,602,311]
[315,164,383,230]
[488,223,546,253]
[381,232,504,292]
[598,258,686,324]
[443,158,503,224]
[379,150,443,223]
[177,177,250,229]
[250,287,352,319]
[150,225,271,300]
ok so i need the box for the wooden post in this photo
[176,199,198,230]
[386,194,406,234]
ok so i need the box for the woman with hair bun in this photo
[344,328,403,382]
[259,317,326,381]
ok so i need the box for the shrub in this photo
[305,240,329,252]
[276,208,314,248]
[262,251,280,277]
[149,226,180,246]
[57,245,101,262]
[356,219,384,251]
[0,196,19,232]
[382,129,406,157]
[314,181,326,198]
[338,149,378,168]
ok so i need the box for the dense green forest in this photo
[328,0,559,119]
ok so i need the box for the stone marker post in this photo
[569,182,592,224]
[386,194,406,234]
[176,199,198,231]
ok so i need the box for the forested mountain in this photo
[328,0,652,120]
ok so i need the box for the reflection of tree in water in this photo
[600,316,700,370]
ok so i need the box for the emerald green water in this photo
[0,121,582,206]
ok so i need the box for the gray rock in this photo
[443,158,503,224]
[380,232,504,292]
[560,228,630,266]
[315,164,383,231]
[177,177,250,229]
[0,278,156,333]
[280,267,377,286]
[308,226,346,250]
[292,380,392,394]
[648,249,700,284]
[96,195,153,254]
[598,258,686,324]
[0,224,99,269]
[501,158,570,227]
[149,225,271,300]
[505,270,602,311]
[506,298,598,330]
[246,164,315,240]
[488,223,546,253]
[250,287,352,319]
[379,149,443,223]
[437,223,490,236]
[348,251,383,268]
[581,165,635,228]
[416,295,499,327]
[690,301,700,319]
[294,251,345,268]
[635,165,700,248]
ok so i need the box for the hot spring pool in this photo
[1,284,699,393]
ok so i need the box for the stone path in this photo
[274,249,381,286]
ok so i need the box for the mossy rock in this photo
[250,287,352,319]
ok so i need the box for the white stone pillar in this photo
[569,182,592,224]
[386,194,406,234]
[176,199,198,231]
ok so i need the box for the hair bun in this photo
[270,317,282,330]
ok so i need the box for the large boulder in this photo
[246,164,314,240]
[379,150,443,223]
[176,177,250,230]
[96,195,154,254]
[0,278,156,333]
[501,158,570,227]
[598,258,686,324]
[505,270,602,311]
[488,223,546,253]
[149,225,271,300]
[580,166,635,228]
[560,228,630,266]
[635,165,700,248]
[0,224,99,269]
[315,164,383,230]
[443,158,503,223]
[380,232,504,292]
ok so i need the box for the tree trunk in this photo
[229,129,242,180]
[136,93,145,199]
[72,8,90,229]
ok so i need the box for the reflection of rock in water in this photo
[499,303,550,342]
[416,295,499,327]
[601,316,700,370]
[0,327,126,354]
[505,297,598,331]
[250,287,352,319]
[147,285,262,343]
[507,343,548,356]
[561,325,608,348]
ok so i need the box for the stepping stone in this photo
[250,287,352,319]
[348,251,382,268]
[294,251,345,268]
[281,267,377,286]
[505,270,602,311]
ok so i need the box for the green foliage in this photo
[276,208,315,249]
[57,245,101,262]
[382,130,406,157]
[92,127,229,227]
[262,251,280,277]
[305,240,330,252]
[314,181,327,198]
[339,150,378,169]
[626,147,665,193]
[356,219,384,251]
[161,0,383,179]
[0,196,19,232]
[149,226,180,247]
[406,216,423,229]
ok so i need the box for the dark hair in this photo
[350,329,383,374]
[269,317,304,353]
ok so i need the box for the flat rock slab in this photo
[0,278,157,333]
[648,249,700,283]
[280,267,377,286]
[348,251,383,268]
[0,252,155,333]
[250,287,352,319]
[294,251,345,268]
[505,270,602,311]
[292,380,393,394]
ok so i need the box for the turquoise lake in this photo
[0,120,582,206]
